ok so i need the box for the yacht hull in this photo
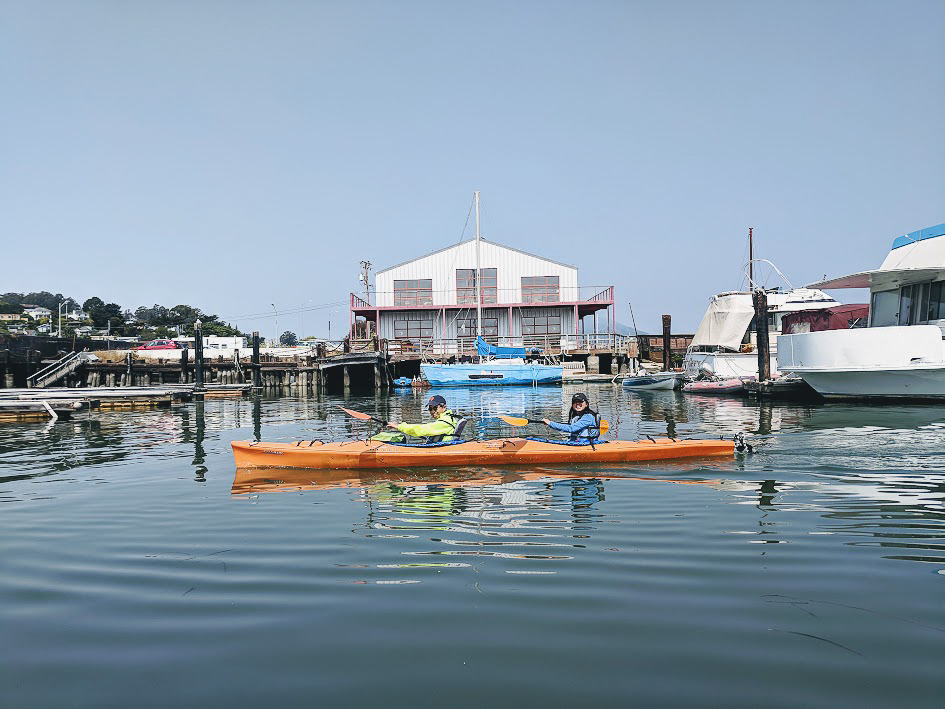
[791,366,945,399]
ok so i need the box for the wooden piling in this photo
[752,289,771,381]
[252,332,262,389]
[194,322,205,393]
[661,314,672,371]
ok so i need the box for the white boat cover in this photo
[690,293,755,350]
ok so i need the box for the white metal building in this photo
[351,238,615,355]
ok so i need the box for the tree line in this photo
[0,291,246,339]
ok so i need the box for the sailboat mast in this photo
[748,227,754,289]
[475,191,482,338]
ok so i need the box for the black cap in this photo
[427,395,447,408]
[571,392,589,403]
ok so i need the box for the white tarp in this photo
[690,293,756,350]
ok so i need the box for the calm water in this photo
[1,384,943,707]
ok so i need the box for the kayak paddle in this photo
[499,415,610,435]
[339,406,388,426]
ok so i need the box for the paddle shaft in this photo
[500,414,610,434]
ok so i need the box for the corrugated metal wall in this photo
[377,305,575,344]
[375,239,579,307]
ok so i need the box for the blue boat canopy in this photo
[476,336,539,358]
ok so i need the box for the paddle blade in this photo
[599,419,610,434]
[339,406,373,421]
[499,415,530,426]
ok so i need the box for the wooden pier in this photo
[0,331,390,396]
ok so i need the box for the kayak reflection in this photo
[231,465,723,495]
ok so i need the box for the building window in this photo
[393,312,434,340]
[394,279,433,306]
[522,276,559,303]
[457,317,498,338]
[457,268,497,304]
[522,313,561,335]
[457,316,498,353]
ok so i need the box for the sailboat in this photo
[420,192,563,387]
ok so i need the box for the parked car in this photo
[135,339,182,350]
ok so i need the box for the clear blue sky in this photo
[2,0,942,338]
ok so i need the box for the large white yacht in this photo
[683,286,840,379]
[777,222,945,399]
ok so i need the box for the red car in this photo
[135,339,182,350]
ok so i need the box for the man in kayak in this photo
[372,394,463,443]
[542,392,601,442]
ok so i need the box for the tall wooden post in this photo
[194,320,205,395]
[375,359,385,391]
[752,290,771,382]
[252,331,262,388]
[125,351,133,387]
[180,347,189,383]
[661,315,672,371]
[252,394,262,442]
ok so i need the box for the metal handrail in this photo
[381,334,632,359]
[27,351,80,385]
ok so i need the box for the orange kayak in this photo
[231,437,734,470]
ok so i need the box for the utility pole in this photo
[359,260,372,304]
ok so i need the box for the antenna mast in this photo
[748,227,754,289]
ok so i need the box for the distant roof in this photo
[376,237,577,274]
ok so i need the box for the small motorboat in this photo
[683,378,747,395]
[622,371,678,391]
[232,436,735,470]
[392,377,413,387]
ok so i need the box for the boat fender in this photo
[733,432,754,454]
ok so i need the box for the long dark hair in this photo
[567,403,599,423]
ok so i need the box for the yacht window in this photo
[870,289,898,327]
[915,282,931,324]
[898,284,914,325]
[928,281,945,321]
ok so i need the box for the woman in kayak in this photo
[542,392,601,442]
[373,394,463,443]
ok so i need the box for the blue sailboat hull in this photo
[421,362,563,386]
